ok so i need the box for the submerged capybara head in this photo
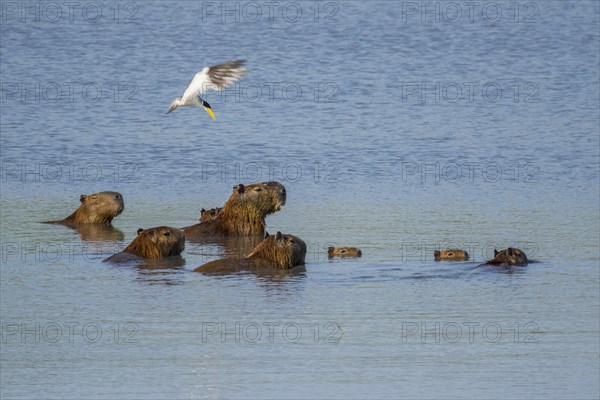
[67,191,124,224]
[248,231,306,269]
[487,248,528,266]
[199,207,222,222]
[328,247,362,258]
[434,249,469,261]
[123,226,185,260]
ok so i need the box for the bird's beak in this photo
[166,104,177,114]
[204,107,216,120]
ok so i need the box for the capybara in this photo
[44,191,124,225]
[434,249,470,261]
[184,182,286,239]
[194,231,306,274]
[484,248,528,267]
[199,207,222,222]
[104,226,185,263]
[328,247,362,258]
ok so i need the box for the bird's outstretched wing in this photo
[181,60,246,104]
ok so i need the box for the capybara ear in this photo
[464,251,469,258]
[145,229,157,242]
[201,208,206,213]
[494,249,499,256]
[265,231,270,238]
[237,184,245,194]
[276,231,283,241]
[80,195,87,203]
[137,228,144,235]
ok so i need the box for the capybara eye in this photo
[340,249,347,254]
[448,253,454,257]
[163,231,171,236]
[255,188,262,192]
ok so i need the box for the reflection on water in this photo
[135,263,187,286]
[50,223,125,242]
[186,235,265,259]
[134,255,186,271]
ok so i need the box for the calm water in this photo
[1,1,599,399]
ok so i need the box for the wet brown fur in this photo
[184,182,286,239]
[104,226,185,262]
[328,247,362,258]
[199,207,222,222]
[434,249,470,261]
[194,232,306,274]
[44,191,124,225]
[484,248,528,266]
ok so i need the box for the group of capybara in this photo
[43,181,528,274]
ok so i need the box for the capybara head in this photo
[123,226,185,260]
[199,207,222,222]
[488,248,528,266]
[227,181,286,216]
[328,247,362,258]
[183,182,286,238]
[73,191,124,224]
[248,231,306,269]
[434,249,469,261]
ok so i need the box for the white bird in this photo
[167,60,247,120]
